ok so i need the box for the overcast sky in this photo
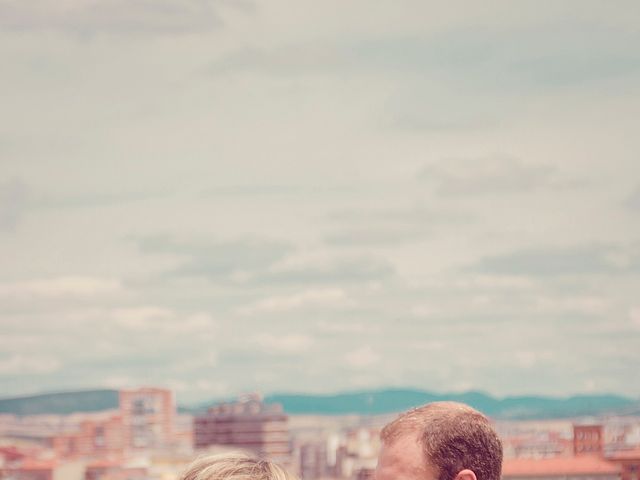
[1,0,640,404]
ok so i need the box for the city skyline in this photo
[1,1,640,403]
[2,387,640,480]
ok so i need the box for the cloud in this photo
[112,306,173,329]
[136,235,294,281]
[206,45,341,76]
[625,186,640,211]
[31,190,170,210]
[329,207,469,224]
[206,24,640,88]
[251,333,313,354]
[470,244,640,276]
[112,307,216,333]
[532,295,608,316]
[100,375,140,389]
[237,288,352,315]
[390,114,497,132]
[418,155,561,196]
[344,346,379,369]
[0,180,169,235]
[0,178,28,231]
[203,21,640,137]
[185,379,231,397]
[0,303,222,397]
[260,257,395,285]
[202,184,356,197]
[316,320,370,334]
[420,274,535,291]
[325,228,426,246]
[0,334,41,353]
[0,276,122,299]
[0,354,62,375]
[169,352,219,373]
[514,350,554,369]
[325,206,471,246]
[0,0,251,35]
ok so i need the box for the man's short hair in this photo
[380,402,503,480]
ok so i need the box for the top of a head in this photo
[180,453,296,480]
[380,402,503,480]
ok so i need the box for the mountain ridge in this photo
[0,388,636,419]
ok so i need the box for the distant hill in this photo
[0,390,119,415]
[0,388,637,419]
[263,389,637,419]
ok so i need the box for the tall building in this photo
[194,394,291,466]
[119,388,174,450]
[299,441,327,480]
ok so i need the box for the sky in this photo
[1,0,640,405]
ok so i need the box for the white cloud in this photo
[410,305,437,318]
[452,275,535,290]
[252,333,313,354]
[630,307,640,328]
[180,313,217,333]
[0,354,62,375]
[170,352,218,373]
[533,295,608,316]
[344,346,379,369]
[348,373,381,389]
[0,276,122,299]
[626,186,640,211]
[101,375,139,389]
[237,288,352,315]
[514,351,538,369]
[0,334,41,352]
[191,379,231,396]
[0,178,27,231]
[419,155,558,196]
[0,0,246,34]
[111,307,216,333]
[316,321,369,334]
[583,379,598,392]
[471,244,638,276]
[408,340,445,351]
[112,306,173,329]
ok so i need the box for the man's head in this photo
[376,402,502,480]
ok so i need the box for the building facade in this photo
[52,415,124,458]
[194,394,291,467]
[119,388,174,450]
[574,425,605,456]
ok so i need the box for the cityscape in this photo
[1,387,640,480]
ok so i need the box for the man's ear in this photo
[454,469,477,480]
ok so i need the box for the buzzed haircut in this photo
[381,402,503,480]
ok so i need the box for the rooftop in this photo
[502,456,621,477]
[607,448,640,461]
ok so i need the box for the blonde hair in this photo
[180,453,296,480]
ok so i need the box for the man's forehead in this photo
[377,434,433,479]
[383,432,421,449]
